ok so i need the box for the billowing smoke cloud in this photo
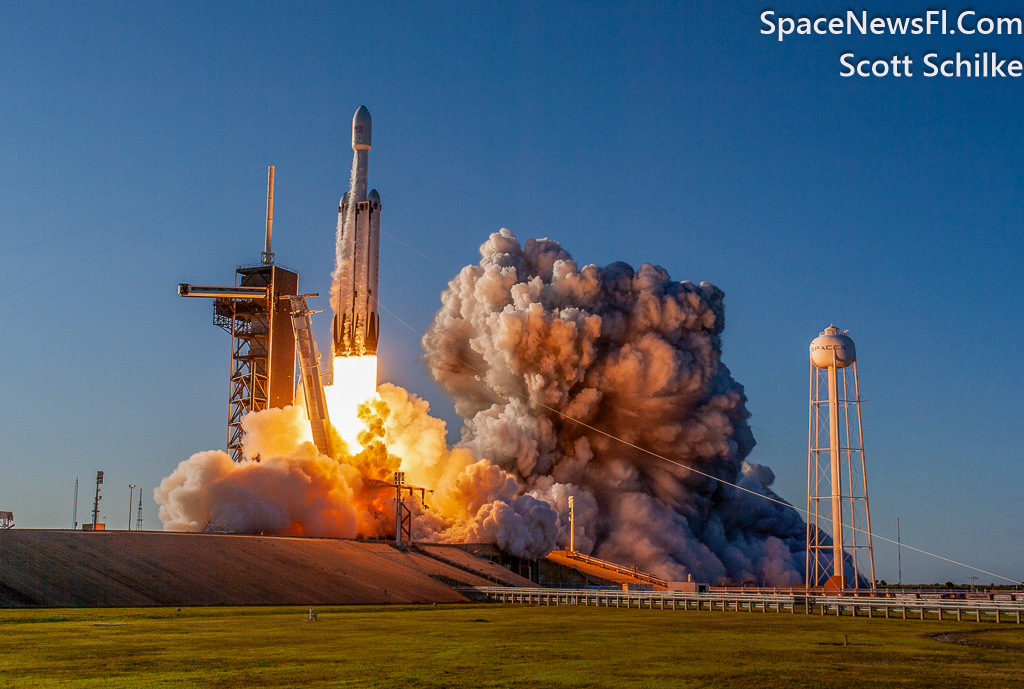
[155,385,558,558]
[157,227,827,585]
[155,406,365,536]
[421,229,808,584]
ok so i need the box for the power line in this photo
[279,172,426,360]
[372,291,1020,584]
[380,231,450,271]
[0,170,262,302]
[285,167,1017,583]
[751,423,1024,541]
[382,300,1015,581]
[1,169,265,257]
[277,169,455,274]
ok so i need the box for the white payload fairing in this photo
[332,105,381,357]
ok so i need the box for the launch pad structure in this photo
[179,166,301,461]
[179,107,382,461]
[286,294,333,457]
[217,262,298,459]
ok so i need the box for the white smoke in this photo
[155,388,561,559]
[330,149,360,316]
[421,228,807,584]
[156,226,817,583]
[155,406,365,536]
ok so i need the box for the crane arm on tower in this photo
[178,284,269,299]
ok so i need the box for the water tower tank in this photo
[809,325,856,369]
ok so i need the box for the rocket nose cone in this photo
[352,106,371,150]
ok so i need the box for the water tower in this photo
[806,325,875,590]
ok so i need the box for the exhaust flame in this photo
[324,355,378,452]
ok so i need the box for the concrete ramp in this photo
[543,550,663,589]
[0,530,518,607]
[415,544,536,587]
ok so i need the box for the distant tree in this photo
[944,581,954,589]
[878,580,887,587]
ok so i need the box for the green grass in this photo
[2,604,1021,688]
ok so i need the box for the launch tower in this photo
[806,325,875,590]
[179,167,299,461]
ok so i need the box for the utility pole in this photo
[389,471,430,546]
[127,485,136,530]
[72,478,79,530]
[394,471,405,546]
[568,496,576,553]
[897,518,902,588]
[92,471,103,529]
[968,576,978,593]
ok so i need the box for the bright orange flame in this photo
[324,355,378,452]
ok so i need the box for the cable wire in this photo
[287,167,1017,584]
[0,170,262,302]
[752,423,1024,541]
[1,168,264,257]
[373,291,1020,584]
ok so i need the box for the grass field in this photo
[3,604,1022,687]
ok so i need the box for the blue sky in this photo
[2,1,1021,584]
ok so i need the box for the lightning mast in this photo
[91,471,103,530]
[178,165,299,461]
[127,485,136,531]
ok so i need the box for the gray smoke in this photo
[422,228,808,584]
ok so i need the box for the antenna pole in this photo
[92,471,103,529]
[72,478,78,530]
[128,485,136,531]
[136,491,144,531]
[394,471,405,546]
[568,495,575,553]
[897,518,902,587]
[262,166,275,265]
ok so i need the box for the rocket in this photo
[332,105,381,358]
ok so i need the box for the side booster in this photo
[332,105,381,357]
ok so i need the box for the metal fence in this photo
[459,587,1024,624]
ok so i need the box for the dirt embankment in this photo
[0,530,530,607]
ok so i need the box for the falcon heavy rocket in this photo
[332,105,381,358]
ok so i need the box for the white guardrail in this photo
[458,587,1024,623]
